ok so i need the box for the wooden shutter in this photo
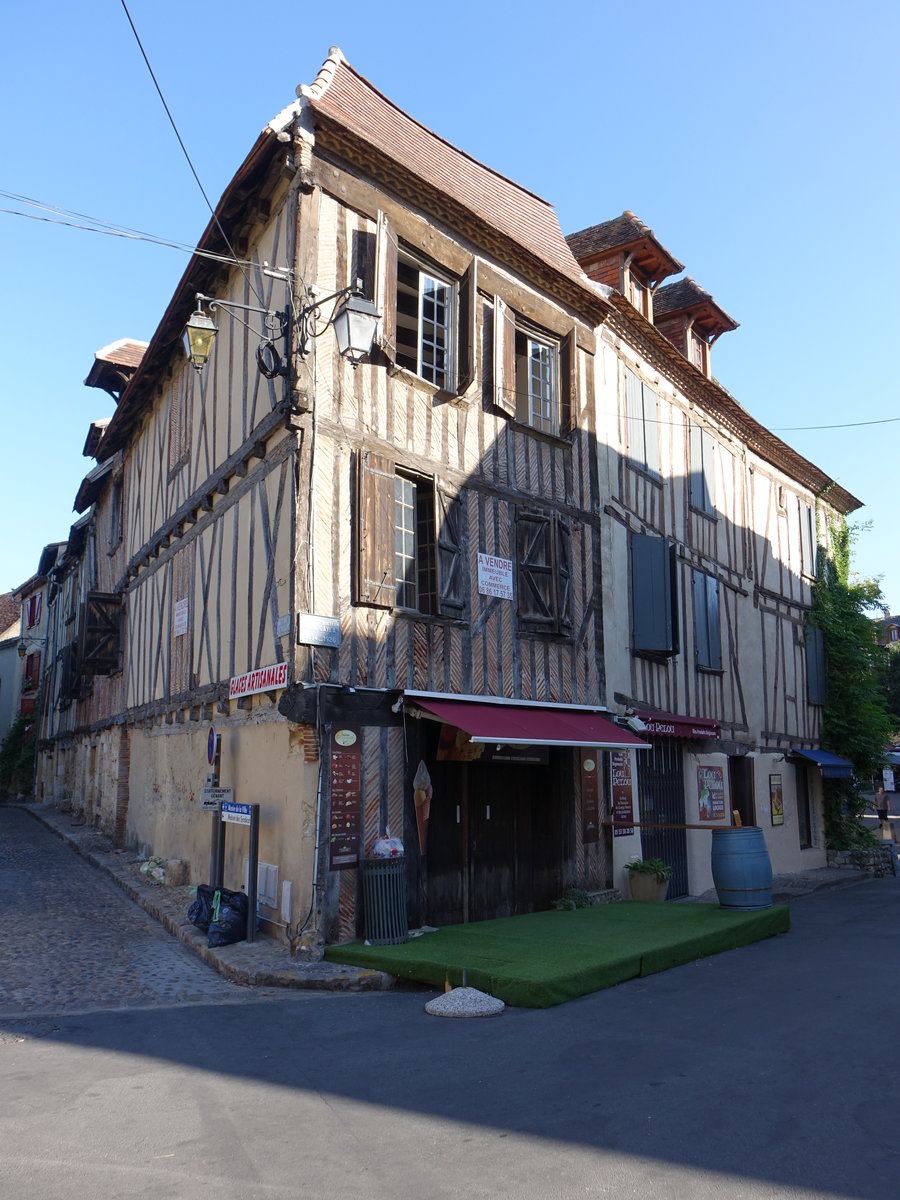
[455,259,476,396]
[689,421,705,510]
[631,534,675,655]
[24,650,41,690]
[806,624,826,705]
[435,487,465,613]
[625,368,643,466]
[558,327,578,438]
[375,210,398,365]
[357,451,396,608]
[79,592,124,676]
[516,511,555,631]
[555,517,573,635]
[643,384,659,475]
[706,574,722,669]
[800,504,815,576]
[702,430,716,511]
[493,295,517,417]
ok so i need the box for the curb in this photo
[21,804,396,996]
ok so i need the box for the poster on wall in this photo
[611,751,635,837]
[698,765,726,821]
[581,750,601,845]
[770,774,784,826]
[329,725,362,870]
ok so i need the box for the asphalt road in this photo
[1,806,898,1199]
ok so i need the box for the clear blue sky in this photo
[2,2,897,605]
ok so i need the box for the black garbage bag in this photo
[207,888,249,948]
[187,884,216,931]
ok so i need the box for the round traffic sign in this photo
[208,726,218,765]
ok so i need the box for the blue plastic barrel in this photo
[710,827,773,910]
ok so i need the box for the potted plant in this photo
[625,857,672,902]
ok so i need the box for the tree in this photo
[0,709,38,798]
[809,521,894,848]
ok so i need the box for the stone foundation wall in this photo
[827,845,895,877]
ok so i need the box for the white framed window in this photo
[515,328,558,435]
[396,254,455,390]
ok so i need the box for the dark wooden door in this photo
[425,754,562,925]
[729,756,756,828]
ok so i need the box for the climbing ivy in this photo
[0,709,38,798]
[809,520,894,848]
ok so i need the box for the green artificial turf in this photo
[325,902,791,1008]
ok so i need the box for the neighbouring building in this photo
[0,592,22,744]
[35,49,858,946]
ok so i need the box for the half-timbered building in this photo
[567,215,859,896]
[34,49,859,944]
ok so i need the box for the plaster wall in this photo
[127,711,318,931]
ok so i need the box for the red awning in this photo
[409,697,648,749]
[634,709,720,739]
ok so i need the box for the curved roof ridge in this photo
[296,45,347,103]
[314,51,555,211]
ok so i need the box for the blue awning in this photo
[789,748,854,779]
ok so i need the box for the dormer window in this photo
[690,331,706,373]
[629,276,646,317]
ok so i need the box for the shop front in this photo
[402,694,648,926]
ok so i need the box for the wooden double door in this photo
[423,753,565,926]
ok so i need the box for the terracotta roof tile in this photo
[0,591,20,636]
[301,50,585,288]
[654,276,738,330]
[566,211,683,275]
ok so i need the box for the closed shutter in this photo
[632,533,675,654]
[435,486,465,613]
[375,211,398,365]
[455,259,476,396]
[356,451,396,607]
[79,592,124,676]
[516,511,555,631]
[806,624,826,705]
[493,295,517,417]
[558,327,578,438]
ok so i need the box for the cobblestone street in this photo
[0,806,255,1017]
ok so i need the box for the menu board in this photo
[329,725,362,870]
[581,750,601,844]
[611,750,635,837]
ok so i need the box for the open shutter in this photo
[558,327,578,438]
[806,624,826,705]
[625,368,643,466]
[702,430,716,511]
[555,517,573,635]
[493,295,517,417]
[690,421,705,510]
[631,533,675,654]
[374,210,398,365]
[435,486,465,614]
[799,504,814,576]
[357,451,396,608]
[706,574,722,669]
[516,510,555,631]
[692,569,710,667]
[455,259,476,396]
[643,384,659,475]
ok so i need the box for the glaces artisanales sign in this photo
[229,661,289,700]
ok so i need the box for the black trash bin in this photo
[361,856,408,945]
